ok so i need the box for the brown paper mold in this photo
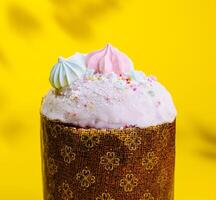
[41,115,175,200]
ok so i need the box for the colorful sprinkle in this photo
[70,95,79,102]
[133,88,137,91]
[148,90,155,97]
[65,112,77,119]
[155,101,161,107]
[88,103,94,110]
[105,97,111,101]
[149,75,157,81]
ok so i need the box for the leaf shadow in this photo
[0,117,28,143]
[7,4,41,36]
[193,121,216,161]
[0,50,9,67]
[82,0,120,19]
[52,0,121,39]
[196,123,216,147]
[197,150,216,160]
[54,15,92,39]
[0,92,6,110]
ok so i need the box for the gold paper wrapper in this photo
[41,115,176,200]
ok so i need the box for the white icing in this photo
[41,73,176,128]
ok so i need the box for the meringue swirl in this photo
[49,53,86,89]
[129,70,146,83]
[86,44,133,75]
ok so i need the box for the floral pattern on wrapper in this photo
[157,169,168,188]
[100,152,120,171]
[60,145,76,164]
[96,192,115,200]
[58,180,74,200]
[80,133,100,148]
[120,173,138,192]
[76,167,96,188]
[41,116,175,200]
[47,157,57,176]
[142,151,159,171]
[123,131,142,151]
[139,190,155,200]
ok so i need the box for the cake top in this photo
[41,44,176,129]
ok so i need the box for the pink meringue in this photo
[86,44,133,75]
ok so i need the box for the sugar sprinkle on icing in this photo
[42,72,176,128]
[42,44,176,128]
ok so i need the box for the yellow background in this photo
[0,0,216,199]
